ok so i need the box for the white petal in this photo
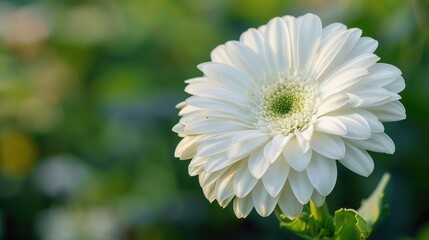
[297,13,322,70]
[311,132,345,159]
[199,168,226,188]
[185,82,246,106]
[365,101,406,122]
[294,129,312,153]
[384,76,405,93]
[335,113,372,140]
[264,17,291,73]
[307,153,337,196]
[282,16,298,69]
[346,132,395,154]
[252,182,280,217]
[311,190,326,207]
[202,180,216,202]
[363,63,401,87]
[356,110,384,133]
[197,139,231,157]
[314,116,347,136]
[185,118,249,135]
[316,93,350,116]
[339,143,374,177]
[263,134,292,164]
[288,170,313,204]
[204,153,241,172]
[312,29,349,79]
[234,159,258,198]
[240,28,265,56]
[233,195,253,218]
[231,130,268,144]
[321,23,346,41]
[278,183,303,218]
[332,53,380,75]
[228,133,270,159]
[172,122,185,134]
[320,68,369,98]
[348,37,378,58]
[346,87,400,108]
[189,164,204,177]
[210,45,232,65]
[225,41,265,78]
[262,155,290,197]
[298,124,314,141]
[198,62,250,90]
[175,136,202,160]
[185,97,243,114]
[248,148,270,179]
[215,165,238,201]
[218,195,234,208]
[283,137,312,172]
[189,155,207,169]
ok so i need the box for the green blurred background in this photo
[0,0,427,239]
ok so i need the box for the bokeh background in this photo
[0,0,427,239]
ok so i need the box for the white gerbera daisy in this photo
[173,13,405,218]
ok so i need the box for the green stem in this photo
[310,200,329,224]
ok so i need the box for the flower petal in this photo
[314,116,347,136]
[311,132,345,159]
[225,41,266,79]
[348,36,378,58]
[346,132,395,154]
[215,165,238,201]
[199,168,226,188]
[278,183,303,218]
[320,68,369,98]
[248,148,270,179]
[262,154,290,197]
[175,136,202,160]
[384,76,405,93]
[365,101,406,122]
[263,134,292,163]
[204,152,241,172]
[252,181,280,217]
[234,159,258,198]
[198,139,231,157]
[202,180,216,202]
[335,113,372,140]
[307,152,337,196]
[316,93,350,116]
[198,62,250,90]
[339,143,374,177]
[233,194,253,218]
[311,190,326,207]
[288,170,314,204]
[228,132,270,159]
[240,28,265,56]
[264,17,291,73]
[283,137,312,172]
[297,13,322,70]
[210,45,232,65]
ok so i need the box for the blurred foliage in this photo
[0,0,427,239]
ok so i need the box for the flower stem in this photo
[309,200,329,224]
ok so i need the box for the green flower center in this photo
[254,74,319,135]
[268,93,298,115]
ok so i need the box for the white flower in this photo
[173,13,405,218]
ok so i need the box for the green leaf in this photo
[276,202,335,239]
[333,209,370,240]
[358,173,390,231]
[276,210,316,240]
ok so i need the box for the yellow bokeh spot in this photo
[0,132,38,178]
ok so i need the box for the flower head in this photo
[173,13,405,218]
